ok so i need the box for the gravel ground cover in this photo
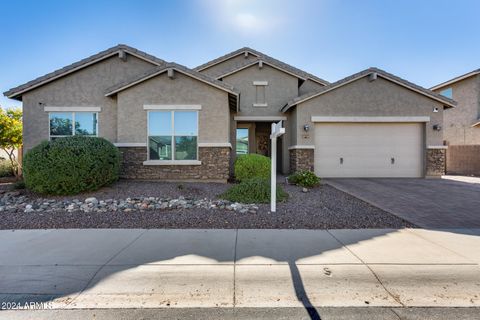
[0,180,415,229]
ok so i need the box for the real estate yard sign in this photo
[270,121,285,212]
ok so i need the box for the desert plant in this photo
[0,108,22,178]
[23,136,120,195]
[288,170,320,188]
[13,180,26,190]
[0,159,13,177]
[234,154,270,182]
[221,178,288,204]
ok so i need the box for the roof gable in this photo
[105,62,239,97]
[283,67,457,112]
[195,47,329,86]
[4,44,167,100]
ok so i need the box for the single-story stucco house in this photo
[3,45,455,181]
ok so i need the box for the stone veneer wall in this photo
[119,147,230,182]
[426,148,446,177]
[289,148,314,173]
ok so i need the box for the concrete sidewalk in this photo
[0,228,479,311]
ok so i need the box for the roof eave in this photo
[216,59,307,82]
[430,70,480,91]
[105,66,239,97]
[282,70,456,112]
[4,45,166,99]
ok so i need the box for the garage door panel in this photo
[314,123,423,178]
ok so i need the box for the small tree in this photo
[0,108,22,179]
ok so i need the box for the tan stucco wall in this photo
[199,53,259,79]
[21,54,156,150]
[433,75,480,145]
[116,72,231,144]
[294,76,445,147]
[299,79,325,95]
[225,64,298,116]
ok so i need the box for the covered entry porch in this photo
[232,116,290,174]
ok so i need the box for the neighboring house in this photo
[3,45,455,181]
[431,69,480,145]
[431,70,480,176]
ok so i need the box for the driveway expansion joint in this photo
[63,229,149,308]
[326,229,406,307]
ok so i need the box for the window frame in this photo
[146,110,200,164]
[440,87,453,99]
[48,111,98,140]
[236,127,250,156]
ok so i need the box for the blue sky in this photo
[1,0,479,109]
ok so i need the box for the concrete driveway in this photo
[326,176,480,228]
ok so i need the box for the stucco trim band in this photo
[143,104,202,110]
[311,116,431,123]
[114,143,147,147]
[143,160,202,166]
[44,106,101,112]
[198,143,232,148]
[288,145,315,150]
[234,116,287,121]
[427,145,448,149]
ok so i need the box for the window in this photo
[253,81,268,106]
[440,87,453,99]
[148,111,198,161]
[236,128,249,155]
[49,112,97,139]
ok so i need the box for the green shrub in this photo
[23,136,120,195]
[234,154,270,182]
[13,180,25,190]
[221,178,288,204]
[288,170,320,188]
[0,159,13,177]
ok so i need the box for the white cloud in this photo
[201,0,288,36]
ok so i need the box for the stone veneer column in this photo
[426,147,446,177]
[118,146,230,182]
[289,148,314,173]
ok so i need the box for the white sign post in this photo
[270,121,285,212]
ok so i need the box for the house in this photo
[3,45,455,181]
[431,69,480,176]
[431,69,480,145]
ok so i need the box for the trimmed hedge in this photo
[288,170,320,188]
[234,154,270,182]
[221,178,288,204]
[23,136,120,195]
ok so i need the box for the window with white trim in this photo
[49,112,98,139]
[253,81,268,106]
[148,111,198,161]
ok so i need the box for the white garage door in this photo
[314,123,423,178]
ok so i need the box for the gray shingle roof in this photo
[4,44,167,99]
[282,67,457,112]
[105,62,239,96]
[194,47,329,85]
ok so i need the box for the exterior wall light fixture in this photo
[303,124,310,132]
